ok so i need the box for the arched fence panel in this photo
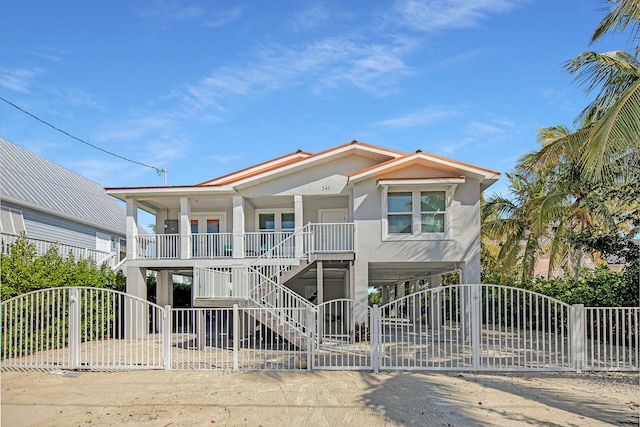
[378,285,474,370]
[478,285,573,370]
[1,287,167,370]
[312,299,372,370]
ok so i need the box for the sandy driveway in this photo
[1,370,638,426]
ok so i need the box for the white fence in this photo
[1,233,117,268]
[2,285,637,372]
[1,287,167,370]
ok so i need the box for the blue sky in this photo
[0,1,631,196]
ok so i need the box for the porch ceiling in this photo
[368,261,459,287]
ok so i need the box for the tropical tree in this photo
[563,0,640,181]
[482,170,547,281]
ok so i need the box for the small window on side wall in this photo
[387,192,413,234]
[387,190,448,236]
[420,191,446,233]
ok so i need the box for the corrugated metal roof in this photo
[0,137,125,234]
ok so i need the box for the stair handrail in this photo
[246,224,317,338]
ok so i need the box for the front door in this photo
[191,215,226,257]
[319,208,348,223]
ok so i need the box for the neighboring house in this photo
[106,140,500,312]
[0,137,126,268]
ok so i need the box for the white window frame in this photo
[0,207,26,235]
[190,212,227,234]
[255,209,295,232]
[381,185,456,241]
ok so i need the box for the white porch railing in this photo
[1,232,117,268]
[136,234,180,259]
[308,223,354,253]
[134,223,356,261]
[191,233,233,259]
[194,223,355,299]
[244,231,294,257]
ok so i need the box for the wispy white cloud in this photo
[376,108,457,127]
[0,67,40,93]
[26,47,67,62]
[141,1,243,27]
[172,34,417,117]
[394,0,518,32]
[289,4,332,32]
[210,154,242,163]
[465,121,505,136]
[53,87,105,109]
[205,6,245,28]
[141,1,203,22]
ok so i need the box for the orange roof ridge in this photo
[205,140,407,187]
[197,149,312,186]
[349,150,500,179]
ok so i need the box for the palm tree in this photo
[482,171,548,281]
[562,0,640,181]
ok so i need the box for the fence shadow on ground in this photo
[359,371,640,426]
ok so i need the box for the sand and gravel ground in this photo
[1,369,639,426]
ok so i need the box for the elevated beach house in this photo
[106,141,499,311]
[0,137,126,268]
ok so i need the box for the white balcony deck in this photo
[134,223,355,261]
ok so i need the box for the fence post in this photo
[571,304,585,373]
[233,304,239,371]
[163,305,172,370]
[371,305,380,373]
[306,307,315,371]
[470,284,482,371]
[68,287,80,370]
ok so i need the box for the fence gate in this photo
[1,287,167,370]
[312,299,373,370]
[377,285,607,371]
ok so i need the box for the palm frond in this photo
[564,50,640,124]
[582,77,640,181]
[592,0,640,43]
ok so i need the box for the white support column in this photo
[232,196,245,258]
[126,265,148,338]
[157,270,173,307]
[180,197,191,259]
[463,251,481,284]
[294,194,304,258]
[232,266,246,297]
[126,199,139,260]
[317,261,324,342]
[429,274,442,330]
[353,260,368,323]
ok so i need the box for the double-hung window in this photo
[385,189,449,239]
[387,192,413,234]
[420,191,446,233]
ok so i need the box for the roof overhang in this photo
[349,151,500,190]
[106,185,236,202]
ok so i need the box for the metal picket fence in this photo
[1,285,638,372]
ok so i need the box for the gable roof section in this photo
[348,150,500,190]
[198,149,312,186]
[202,140,406,188]
[0,137,126,234]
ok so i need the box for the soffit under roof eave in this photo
[376,177,466,187]
[106,185,236,201]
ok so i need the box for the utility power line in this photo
[0,96,167,183]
